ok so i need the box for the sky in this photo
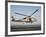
[10,5,41,20]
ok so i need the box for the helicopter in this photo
[11,9,39,23]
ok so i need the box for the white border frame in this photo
[8,2,44,35]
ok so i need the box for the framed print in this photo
[5,0,45,36]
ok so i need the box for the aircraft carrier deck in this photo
[11,24,41,32]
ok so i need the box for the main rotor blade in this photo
[14,12,28,16]
[22,9,39,19]
[31,9,39,16]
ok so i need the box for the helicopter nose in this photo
[32,18,37,22]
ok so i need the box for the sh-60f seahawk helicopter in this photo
[11,9,39,23]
